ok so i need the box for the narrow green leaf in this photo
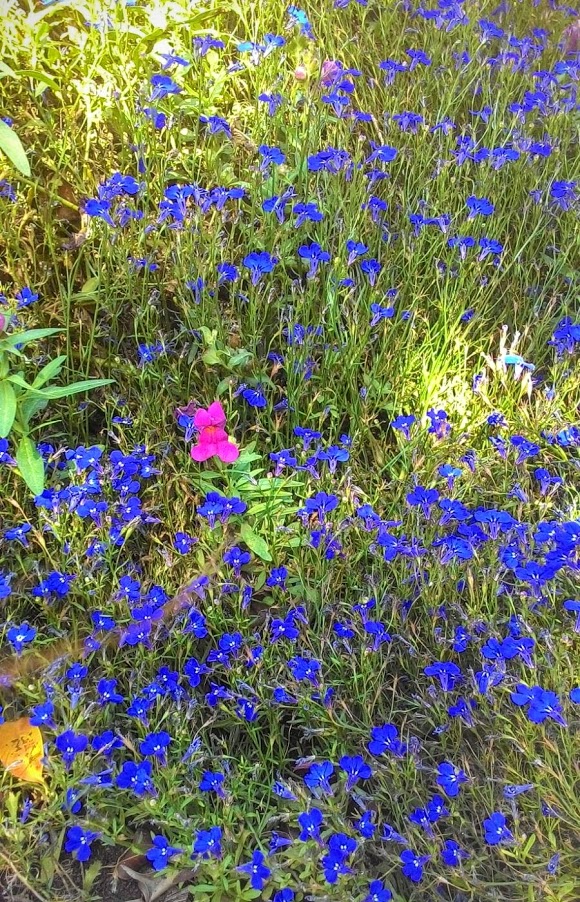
[0,120,31,177]
[0,327,63,349]
[240,524,273,561]
[6,374,43,393]
[0,62,18,79]
[27,0,92,24]
[16,69,61,94]
[0,381,17,438]
[522,833,536,857]
[39,377,113,400]
[31,355,67,388]
[16,436,45,496]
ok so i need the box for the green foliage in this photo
[0,120,31,177]
[0,327,113,493]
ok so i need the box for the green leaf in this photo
[82,276,100,293]
[0,62,18,79]
[201,349,225,366]
[31,355,67,388]
[39,377,113,400]
[216,377,232,396]
[0,120,31,177]
[240,524,273,561]
[81,859,102,892]
[16,69,61,95]
[27,0,92,24]
[228,350,253,368]
[198,326,216,343]
[0,381,17,438]
[0,327,63,350]
[6,373,42,393]
[521,833,536,857]
[16,436,45,496]
[18,396,48,429]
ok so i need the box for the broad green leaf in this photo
[0,381,17,438]
[39,377,113,400]
[198,326,216,343]
[216,377,231,396]
[76,276,100,295]
[0,120,31,177]
[240,524,272,561]
[17,396,48,429]
[15,437,45,496]
[31,355,66,388]
[201,349,225,366]
[235,451,262,467]
[0,328,63,350]
[228,350,253,368]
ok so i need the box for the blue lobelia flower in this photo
[483,812,514,845]
[510,684,567,727]
[6,622,37,655]
[436,761,469,797]
[298,807,323,843]
[400,849,430,882]
[64,826,101,862]
[368,723,407,757]
[338,754,372,791]
[304,760,334,797]
[237,849,271,890]
[424,661,461,691]
[192,826,222,859]
[146,835,182,871]
[242,251,278,285]
[441,839,469,866]
[364,880,392,902]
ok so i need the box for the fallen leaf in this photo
[116,864,196,902]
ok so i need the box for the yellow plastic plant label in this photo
[0,717,45,784]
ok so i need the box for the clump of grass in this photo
[0,1,579,901]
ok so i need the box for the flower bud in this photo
[294,64,308,81]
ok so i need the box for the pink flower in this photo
[193,401,227,430]
[190,402,239,464]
